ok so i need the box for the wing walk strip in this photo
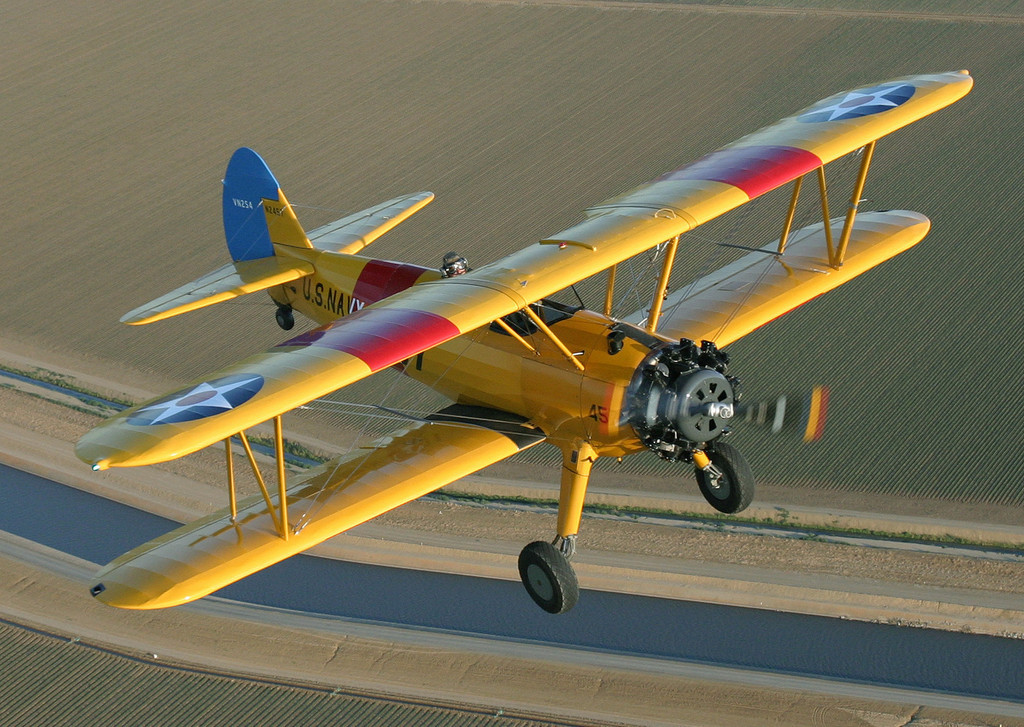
[91,407,545,609]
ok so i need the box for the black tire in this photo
[518,541,579,614]
[275,306,295,331]
[695,441,755,514]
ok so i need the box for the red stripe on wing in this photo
[659,145,822,199]
[279,308,459,372]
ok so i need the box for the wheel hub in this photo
[526,564,554,601]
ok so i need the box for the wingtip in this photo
[89,581,167,609]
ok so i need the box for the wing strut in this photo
[776,140,876,268]
[224,416,290,540]
[833,140,876,267]
[816,166,836,263]
[777,176,804,255]
[493,305,586,372]
[603,265,617,316]
[523,306,585,371]
[493,317,538,353]
[646,235,680,334]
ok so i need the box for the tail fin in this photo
[222,147,311,261]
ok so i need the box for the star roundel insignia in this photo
[798,83,915,123]
[127,373,265,426]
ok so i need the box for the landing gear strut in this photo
[275,305,295,331]
[518,442,593,614]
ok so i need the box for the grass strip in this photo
[431,490,1024,554]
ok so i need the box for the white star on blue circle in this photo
[127,373,265,425]
[799,83,915,123]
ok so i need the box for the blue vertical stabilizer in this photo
[222,148,281,261]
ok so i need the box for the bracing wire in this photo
[289,354,418,534]
[649,152,862,339]
[289,325,492,533]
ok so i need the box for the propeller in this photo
[624,335,829,463]
[735,385,830,443]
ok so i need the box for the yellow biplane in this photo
[78,71,972,614]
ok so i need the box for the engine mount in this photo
[625,339,739,461]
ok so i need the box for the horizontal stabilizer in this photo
[90,406,544,609]
[121,257,314,325]
[306,192,434,254]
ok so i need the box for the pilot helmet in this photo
[441,251,469,277]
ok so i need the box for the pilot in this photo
[440,251,469,278]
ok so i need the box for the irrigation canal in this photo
[1,463,1023,706]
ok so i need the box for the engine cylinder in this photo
[625,340,736,460]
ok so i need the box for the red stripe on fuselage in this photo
[278,308,460,372]
[659,145,822,199]
[353,260,430,305]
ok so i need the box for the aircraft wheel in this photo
[275,306,295,331]
[695,442,755,514]
[518,541,579,614]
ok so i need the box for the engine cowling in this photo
[625,339,738,461]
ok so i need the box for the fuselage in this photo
[404,305,653,457]
[273,247,663,457]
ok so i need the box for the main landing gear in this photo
[693,441,754,514]
[518,539,579,614]
[518,442,593,614]
[516,439,754,614]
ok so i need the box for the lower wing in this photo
[90,405,544,609]
[644,210,930,347]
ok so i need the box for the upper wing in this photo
[644,210,931,347]
[77,269,535,468]
[540,71,970,257]
[421,72,971,319]
[90,405,545,609]
[305,192,434,254]
[120,257,315,325]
